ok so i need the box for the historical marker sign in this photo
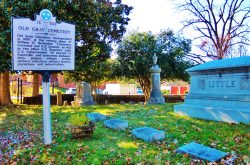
[12,9,75,71]
[11,9,75,145]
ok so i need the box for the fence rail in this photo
[10,79,68,103]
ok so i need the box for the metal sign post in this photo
[42,71,52,144]
[11,9,75,145]
[17,77,20,102]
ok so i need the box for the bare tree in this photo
[178,0,250,60]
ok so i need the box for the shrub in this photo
[68,114,89,126]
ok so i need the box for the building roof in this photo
[186,56,250,72]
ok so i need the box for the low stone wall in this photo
[23,94,185,105]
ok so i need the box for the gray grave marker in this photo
[175,56,250,123]
[147,54,165,104]
[176,142,228,162]
[132,127,165,142]
[87,112,106,122]
[104,119,128,130]
[148,109,156,114]
[75,82,95,106]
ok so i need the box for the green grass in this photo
[0,104,249,164]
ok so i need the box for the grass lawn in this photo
[0,104,249,164]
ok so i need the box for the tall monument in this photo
[147,54,165,104]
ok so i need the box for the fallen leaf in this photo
[162,149,169,155]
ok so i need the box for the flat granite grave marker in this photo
[148,109,157,114]
[175,56,250,123]
[87,113,106,122]
[104,119,128,130]
[176,142,228,162]
[132,127,165,142]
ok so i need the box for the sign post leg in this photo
[42,71,52,145]
[17,78,19,102]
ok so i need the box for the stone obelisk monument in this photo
[147,53,165,104]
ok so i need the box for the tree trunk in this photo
[32,73,39,96]
[0,72,13,105]
[217,44,224,60]
[138,76,151,102]
[91,83,97,102]
[0,74,2,105]
[143,85,151,102]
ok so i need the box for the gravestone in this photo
[71,100,78,107]
[147,54,165,104]
[120,101,126,105]
[76,82,95,106]
[175,56,250,123]
[129,101,136,104]
[148,109,156,114]
[87,112,106,122]
[176,142,228,162]
[104,119,128,130]
[71,96,78,106]
[63,101,68,106]
[132,126,165,142]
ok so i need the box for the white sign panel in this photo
[12,9,75,71]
